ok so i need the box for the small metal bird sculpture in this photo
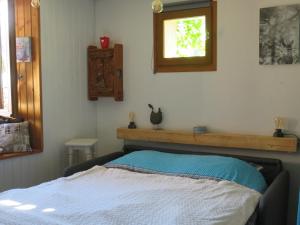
[148,104,162,129]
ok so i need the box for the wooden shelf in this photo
[117,128,298,153]
[0,149,42,160]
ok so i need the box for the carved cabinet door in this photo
[88,45,123,101]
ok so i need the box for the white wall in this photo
[0,0,97,191]
[95,0,300,224]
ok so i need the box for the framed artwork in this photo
[259,4,300,65]
[16,37,32,63]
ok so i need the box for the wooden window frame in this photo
[0,0,17,112]
[0,0,43,160]
[153,1,217,73]
[8,0,18,117]
[0,0,19,116]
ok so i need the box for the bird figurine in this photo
[148,104,163,130]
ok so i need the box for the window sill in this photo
[0,150,42,160]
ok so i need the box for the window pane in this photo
[164,16,206,58]
[0,0,12,116]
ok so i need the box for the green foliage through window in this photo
[176,16,206,57]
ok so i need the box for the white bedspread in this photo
[0,166,261,225]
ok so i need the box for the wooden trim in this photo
[154,63,216,73]
[117,128,298,152]
[0,149,42,160]
[31,2,43,150]
[210,0,217,71]
[153,13,158,74]
[153,2,217,73]
[8,0,18,116]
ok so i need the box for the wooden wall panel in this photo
[31,5,42,149]
[15,0,43,151]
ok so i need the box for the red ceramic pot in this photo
[100,36,110,49]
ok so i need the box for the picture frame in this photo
[16,37,32,63]
[259,4,300,65]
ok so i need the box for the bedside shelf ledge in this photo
[117,128,297,153]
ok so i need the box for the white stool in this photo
[64,138,98,167]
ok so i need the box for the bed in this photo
[0,144,289,225]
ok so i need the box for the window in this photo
[0,0,14,116]
[153,0,217,73]
[0,0,43,159]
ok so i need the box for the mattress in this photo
[0,166,260,225]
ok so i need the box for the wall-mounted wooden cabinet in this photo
[87,44,123,101]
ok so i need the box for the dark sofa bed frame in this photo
[64,144,289,225]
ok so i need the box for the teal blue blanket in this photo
[105,150,267,193]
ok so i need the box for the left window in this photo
[0,0,43,159]
[0,0,14,117]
